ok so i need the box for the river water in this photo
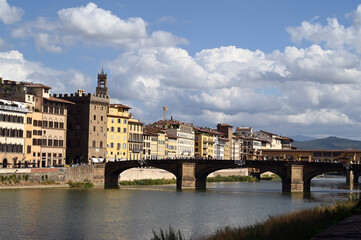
[0,177,359,240]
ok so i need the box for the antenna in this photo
[163,106,168,120]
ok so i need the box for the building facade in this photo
[55,72,110,164]
[107,104,131,161]
[0,99,27,168]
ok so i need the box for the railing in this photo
[0,105,28,113]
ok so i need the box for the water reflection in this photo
[0,177,359,240]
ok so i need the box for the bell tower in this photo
[96,67,108,96]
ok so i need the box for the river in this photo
[0,177,359,240]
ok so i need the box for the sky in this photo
[1,0,361,139]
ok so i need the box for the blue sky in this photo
[2,0,361,139]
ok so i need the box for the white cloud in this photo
[12,2,187,52]
[0,50,91,93]
[287,4,361,53]
[0,0,23,24]
[156,16,176,24]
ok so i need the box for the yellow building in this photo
[128,118,143,160]
[194,127,215,159]
[107,104,131,161]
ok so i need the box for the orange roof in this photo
[109,103,132,109]
[44,96,75,104]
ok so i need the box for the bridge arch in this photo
[105,160,180,188]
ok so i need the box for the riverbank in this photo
[152,198,361,240]
[119,175,258,186]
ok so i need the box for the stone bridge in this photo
[104,160,361,192]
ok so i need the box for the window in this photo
[111,127,114,132]
[123,128,127,133]
[60,122,64,129]
[117,127,121,132]
[101,116,103,121]
[112,118,114,123]
[54,122,59,128]
[92,141,96,147]
[123,143,126,149]
[110,142,114,148]
[100,141,103,148]
[118,119,121,123]
[49,121,53,128]
[94,115,96,120]
[117,143,121,150]
[100,126,103,133]
[124,119,127,124]
[93,126,96,131]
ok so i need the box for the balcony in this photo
[0,104,28,113]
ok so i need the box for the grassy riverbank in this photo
[67,179,94,188]
[119,175,257,186]
[152,197,361,240]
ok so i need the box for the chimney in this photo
[77,89,85,96]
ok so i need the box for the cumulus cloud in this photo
[0,50,91,93]
[12,2,187,53]
[0,0,24,24]
[7,3,361,138]
[105,37,361,138]
[287,4,361,53]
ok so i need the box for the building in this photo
[144,126,167,159]
[0,99,27,168]
[107,104,131,161]
[217,123,233,160]
[0,79,72,167]
[128,118,143,160]
[194,127,215,159]
[166,134,177,159]
[153,118,195,158]
[55,71,110,164]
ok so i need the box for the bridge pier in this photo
[177,162,197,189]
[282,165,306,192]
[104,174,119,189]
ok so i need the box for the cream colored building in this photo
[153,119,194,158]
[0,80,72,167]
[166,134,177,159]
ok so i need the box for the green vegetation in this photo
[0,174,30,184]
[207,175,257,183]
[151,197,361,240]
[119,178,177,186]
[41,180,56,185]
[119,175,257,186]
[67,179,94,188]
[152,227,185,240]
[260,174,281,181]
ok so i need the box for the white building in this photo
[0,99,28,167]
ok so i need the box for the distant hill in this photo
[289,135,315,141]
[293,136,361,150]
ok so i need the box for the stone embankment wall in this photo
[0,168,67,182]
[0,164,105,185]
